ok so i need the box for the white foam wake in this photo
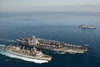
[0,44,48,64]
[84,44,89,46]
[6,40,16,42]
[1,39,16,42]
[0,44,5,47]
[56,52,66,54]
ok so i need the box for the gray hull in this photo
[35,46,84,53]
[18,41,85,53]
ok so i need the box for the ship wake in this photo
[56,52,66,54]
[0,44,48,64]
[1,39,16,42]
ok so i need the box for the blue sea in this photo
[0,11,100,67]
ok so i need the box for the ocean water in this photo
[0,11,100,67]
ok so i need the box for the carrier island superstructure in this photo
[16,36,87,53]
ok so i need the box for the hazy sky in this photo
[0,0,100,12]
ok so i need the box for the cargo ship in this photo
[2,45,52,61]
[17,36,87,53]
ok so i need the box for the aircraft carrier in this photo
[2,45,52,61]
[79,24,96,29]
[17,36,87,53]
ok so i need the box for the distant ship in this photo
[2,45,52,61]
[79,24,96,29]
[17,36,87,54]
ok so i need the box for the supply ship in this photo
[2,45,52,61]
[79,24,96,29]
[17,36,87,53]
